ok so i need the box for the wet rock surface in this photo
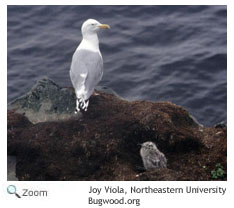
[7,78,227,181]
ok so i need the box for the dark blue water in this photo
[7,5,227,126]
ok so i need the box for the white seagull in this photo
[70,19,110,113]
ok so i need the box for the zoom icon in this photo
[7,185,21,198]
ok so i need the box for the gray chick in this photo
[140,141,167,170]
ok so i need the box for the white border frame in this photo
[1,1,233,207]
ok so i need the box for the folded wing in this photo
[70,49,103,101]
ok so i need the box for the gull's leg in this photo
[76,97,89,112]
[84,100,89,111]
[80,98,85,110]
[75,98,80,114]
[80,100,84,108]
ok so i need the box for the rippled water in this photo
[7,5,227,126]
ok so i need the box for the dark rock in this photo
[7,156,18,181]
[7,109,32,129]
[7,78,227,181]
[7,110,33,156]
[8,77,80,123]
[214,121,227,129]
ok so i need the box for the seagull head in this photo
[81,19,110,36]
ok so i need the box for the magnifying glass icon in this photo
[7,185,21,198]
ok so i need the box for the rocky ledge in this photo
[7,78,227,180]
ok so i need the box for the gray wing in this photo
[149,151,167,168]
[148,155,160,168]
[70,49,103,100]
[159,152,167,168]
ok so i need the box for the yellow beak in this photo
[99,24,110,29]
